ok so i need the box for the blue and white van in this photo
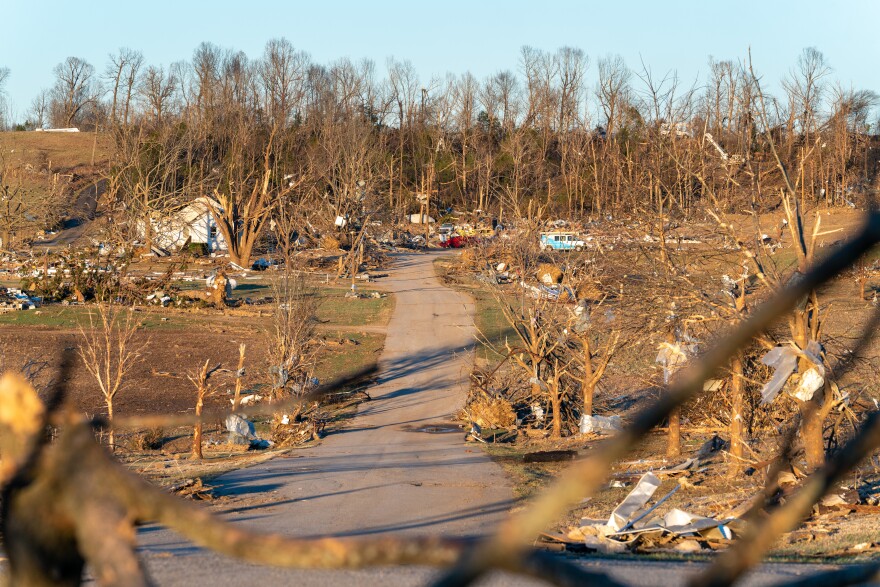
[540,232,586,252]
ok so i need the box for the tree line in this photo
[2,42,879,252]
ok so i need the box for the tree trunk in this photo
[232,344,246,412]
[550,390,562,439]
[144,219,152,253]
[801,397,825,470]
[582,379,595,419]
[728,354,744,477]
[192,395,204,460]
[667,406,681,458]
[581,336,595,416]
[106,401,115,452]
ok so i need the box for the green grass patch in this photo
[315,330,384,381]
[433,258,515,364]
[315,288,393,328]
[0,305,208,331]
[0,306,90,328]
[472,287,518,363]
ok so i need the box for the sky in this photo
[2,0,878,122]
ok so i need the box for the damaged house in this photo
[138,196,228,253]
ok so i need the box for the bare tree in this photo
[112,122,198,251]
[596,54,631,137]
[210,129,299,266]
[77,305,144,450]
[191,42,223,121]
[259,38,309,127]
[269,269,320,406]
[28,89,50,129]
[138,65,178,124]
[189,359,221,459]
[0,67,9,130]
[568,299,621,418]
[231,343,247,412]
[50,56,96,128]
[488,285,572,438]
[0,146,69,249]
[105,48,144,127]
[782,47,830,140]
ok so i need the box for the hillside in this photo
[0,130,112,193]
[0,131,114,246]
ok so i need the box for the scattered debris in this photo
[224,414,270,448]
[656,341,695,385]
[543,468,747,555]
[271,413,325,446]
[607,473,662,532]
[0,287,41,311]
[345,289,385,299]
[168,478,214,500]
[233,393,264,407]
[759,340,824,403]
[579,414,622,435]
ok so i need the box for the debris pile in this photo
[224,414,271,449]
[462,396,517,430]
[168,478,214,501]
[536,263,563,285]
[271,413,325,447]
[0,287,41,311]
[543,471,745,554]
[344,289,385,300]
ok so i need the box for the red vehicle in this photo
[439,234,480,248]
[439,234,465,248]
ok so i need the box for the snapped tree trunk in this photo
[667,405,681,458]
[728,353,744,477]
[801,396,825,470]
[232,344,246,412]
[581,336,595,417]
[192,396,204,460]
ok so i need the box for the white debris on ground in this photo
[541,468,746,554]
[579,414,622,435]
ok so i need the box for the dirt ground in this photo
[0,131,113,190]
[0,275,392,414]
[438,207,880,560]
[1,321,259,416]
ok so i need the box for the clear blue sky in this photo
[2,0,878,121]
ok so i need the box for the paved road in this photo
[32,179,104,249]
[137,251,516,585]
[134,252,842,586]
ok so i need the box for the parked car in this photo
[540,232,586,252]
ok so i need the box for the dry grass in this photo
[0,131,113,194]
